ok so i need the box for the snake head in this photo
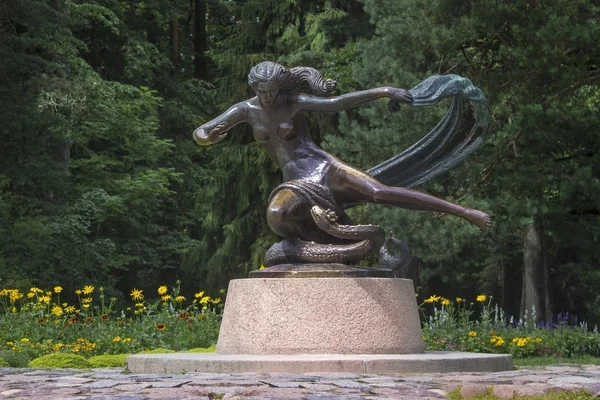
[310,206,338,224]
[324,209,338,223]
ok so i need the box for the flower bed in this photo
[421,294,600,359]
[0,282,222,367]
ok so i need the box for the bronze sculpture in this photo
[194,61,491,272]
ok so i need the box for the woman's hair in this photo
[248,61,336,96]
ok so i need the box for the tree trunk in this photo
[194,0,207,80]
[520,219,550,322]
[170,20,181,68]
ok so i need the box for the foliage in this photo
[28,353,91,369]
[0,358,9,368]
[88,354,130,367]
[0,283,222,361]
[421,293,600,359]
[185,346,216,353]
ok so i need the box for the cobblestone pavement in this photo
[0,365,599,399]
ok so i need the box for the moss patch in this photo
[185,346,216,353]
[88,354,130,367]
[29,353,91,369]
[140,348,175,354]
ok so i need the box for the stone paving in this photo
[0,364,599,399]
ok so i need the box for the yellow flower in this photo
[157,285,168,295]
[536,337,542,342]
[156,323,166,331]
[54,286,63,293]
[39,296,51,304]
[424,295,441,303]
[29,287,43,293]
[82,304,90,309]
[27,293,35,299]
[174,296,186,303]
[64,306,76,313]
[113,337,121,343]
[130,288,143,301]
[11,307,16,313]
[456,297,463,303]
[135,303,144,308]
[441,298,450,306]
[51,306,63,316]
[161,295,171,302]
[199,296,211,304]
[211,298,222,304]
[75,290,82,295]
[194,291,205,299]
[496,338,506,346]
[469,331,477,337]
[476,294,487,302]
[82,285,95,295]
[490,337,497,343]
[123,338,131,343]
[259,265,266,270]
[21,338,29,343]
[6,342,13,346]
[81,297,93,304]
[517,339,527,347]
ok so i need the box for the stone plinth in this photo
[216,277,424,355]
[126,351,513,374]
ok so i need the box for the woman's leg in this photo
[326,163,492,231]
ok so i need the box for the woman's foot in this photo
[463,209,493,233]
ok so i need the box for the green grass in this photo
[514,355,600,368]
[449,387,594,400]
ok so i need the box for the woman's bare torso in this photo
[245,95,334,184]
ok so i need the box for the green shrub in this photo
[0,350,32,368]
[140,348,175,354]
[185,346,216,353]
[29,353,91,369]
[0,358,9,367]
[88,354,130,367]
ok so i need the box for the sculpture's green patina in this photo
[194,62,491,273]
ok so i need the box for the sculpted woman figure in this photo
[193,61,491,267]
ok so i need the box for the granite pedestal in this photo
[128,276,512,373]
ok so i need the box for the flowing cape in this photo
[366,74,491,188]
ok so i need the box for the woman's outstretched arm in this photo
[294,87,412,113]
[193,101,249,146]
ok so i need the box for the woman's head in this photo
[248,61,336,107]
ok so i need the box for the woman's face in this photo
[255,81,280,108]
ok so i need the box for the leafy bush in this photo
[185,346,217,353]
[88,354,130,367]
[0,350,32,368]
[29,353,91,369]
[0,358,9,367]
[140,348,176,354]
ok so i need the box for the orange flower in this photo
[156,323,166,331]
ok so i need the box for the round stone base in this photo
[126,351,513,374]
[216,278,424,355]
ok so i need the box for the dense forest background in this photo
[1,0,598,324]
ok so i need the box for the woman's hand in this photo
[387,88,413,112]
[207,122,228,143]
